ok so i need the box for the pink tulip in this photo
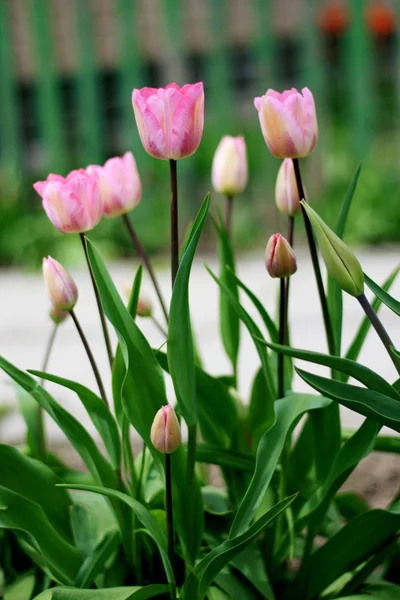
[150,405,181,454]
[265,233,297,278]
[33,169,103,233]
[43,257,78,311]
[132,82,204,160]
[254,88,318,158]
[212,136,248,196]
[88,152,142,218]
[275,159,302,216]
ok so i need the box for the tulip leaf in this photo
[296,510,400,600]
[296,367,400,433]
[213,212,240,381]
[0,444,73,541]
[168,193,210,426]
[207,266,276,426]
[264,341,400,400]
[74,530,120,588]
[345,265,400,371]
[57,483,175,586]
[230,393,330,538]
[181,494,296,600]
[336,583,400,600]
[364,272,400,317]
[335,162,362,239]
[28,371,121,471]
[196,443,255,472]
[0,485,82,585]
[34,586,170,600]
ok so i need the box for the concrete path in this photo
[1,247,400,446]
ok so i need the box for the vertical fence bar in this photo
[30,0,66,173]
[75,0,103,165]
[0,0,20,169]
[345,0,373,156]
[116,0,142,155]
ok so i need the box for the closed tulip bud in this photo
[275,159,302,216]
[150,405,181,454]
[34,169,102,233]
[265,233,297,278]
[254,88,318,158]
[87,152,142,218]
[136,297,153,318]
[49,307,69,324]
[301,201,364,297]
[43,257,78,311]
[212,136,248,196]
[132,82,204,160]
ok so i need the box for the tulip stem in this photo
[284,216,295,349]
[37,322,59,461]
[287,215,294,248]
[165,453,176,599]
[79,233,114,369]
[70,310,109,406]
[169,159,179,288]
[292,159,335,356]
[225,195,234,236]
[357,293,400,375]
[151,315,168,338]
[278,278,286,398]
[122,214,169,324]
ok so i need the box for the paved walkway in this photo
[1,247,400,445]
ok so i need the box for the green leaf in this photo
[196,444,255,472]
[264,341,400,400]
[230,394,330,538]
[34,585,169,600]
[336,163,362,239]
[213,213,240,378]
[298,510,400,600]
[29,372,121,471]
[16,387,43,460]
[231,545,276,600]
[86,241,166,464]
[168,194,210,426]
[337,583,400,599]
[57,484,174,586]
[0,445,73,541]
[345,265,400,370]
[296,367,400,433]
[74,530,120,588]
[4,572,35,600]
[207,266,276,427]
[181,495,296,600]
[0,486,82,585]
[364,272,400,317]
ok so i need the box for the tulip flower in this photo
[254,88,318,158]
[212,136,248,197]
[43,257,78,311]
[275,159,302,217]
[150,405,181,454]
[88,152,142,218]
[132,82,204,160]
[265,234,297,279]
[301,201,364,296]
[34,169,103,233]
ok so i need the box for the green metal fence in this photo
[0,0,399,177]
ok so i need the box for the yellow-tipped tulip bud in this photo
[265,233,297,278]
[301,201,364,297]
[150,405,181,454]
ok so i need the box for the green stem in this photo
[165,453,176,600]
[79,233,114,368]
[151,315,168,338]
[137,443,147,501]
[358,293,400,375]
[278,278,286,398]
[37,322,59,461]
[292,159,335,356]
[169,159,179,288]
[225,195,234,236]
[122,213,169,324]
[70,310,109,406]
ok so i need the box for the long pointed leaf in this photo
[365,272,400,317]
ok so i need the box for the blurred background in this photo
[0,0,400,267]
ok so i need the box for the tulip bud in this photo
[265,233,297,278]
[254,88,318,158]
[275,159,302,216]
[211,136,248,196]
[301,201,364,297]
[136,297,153,318]
[49,307,69,324]
[150,405,181,454]
[43,257,78,311]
